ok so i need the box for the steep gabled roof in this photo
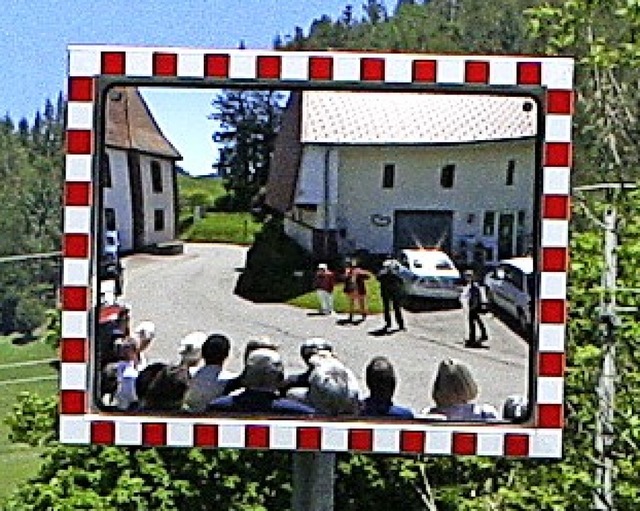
[105,87,182,160]
[301,91,537,145]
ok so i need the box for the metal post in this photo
[594,203,617,510]
[292,452,336,511]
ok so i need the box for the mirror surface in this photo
[94,84,540,422]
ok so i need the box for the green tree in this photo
[211,89,285,211]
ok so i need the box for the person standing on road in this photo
[376,257,406,332]
[461,269,489,348]
[313,263,336,315]
[342,258,371,324]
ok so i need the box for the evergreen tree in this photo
[210,89,285,210]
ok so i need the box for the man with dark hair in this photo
[360,356,413,418]
[183,333,236,412]
[280,337,334,394]
[377,258,406,332]
[462,269,489,348]
[136,363,190,411]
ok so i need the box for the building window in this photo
[101,153,112,188]
[506,159,516,186]
[440,164,455,188]
[154,209,165,231]
[382,163,395,188]
[151,161,163,193]
[483,211,495,236]
[105,208,116,231]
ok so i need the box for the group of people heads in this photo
[103,319,502,419]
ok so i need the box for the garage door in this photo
[394,210,453,252]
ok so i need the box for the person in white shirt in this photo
[425,358,497,421]
[113,338,139,410]
[183,333,236,412]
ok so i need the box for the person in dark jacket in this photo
[360,356,413,418]
[209,348,316,415]
[377,257,406,332]
[462,269,489,347]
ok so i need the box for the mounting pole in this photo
[594,201,617,510]
[575,182,637,511]
[292,452,336,511]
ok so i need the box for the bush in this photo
[5,392,58,447]
[13,295,47,334]
[235,217,314,302]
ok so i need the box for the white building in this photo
[265,90,539,265]
[102,87,181,253]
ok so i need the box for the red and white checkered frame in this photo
[61,45,573,457]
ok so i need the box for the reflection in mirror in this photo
[94,85,540,423]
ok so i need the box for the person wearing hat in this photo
[376,257,406,332]
[313,263,336,315]
[461,269,489,347]
[208,348,316,415]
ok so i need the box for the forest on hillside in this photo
[3,0,640,509]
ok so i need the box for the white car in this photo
[396,248,462,300]
[483,256,534,332]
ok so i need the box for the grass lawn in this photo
[0,335,58,504]
[287,277,384,315]
[182,212,263,245]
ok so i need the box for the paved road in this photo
[121,243,529,414]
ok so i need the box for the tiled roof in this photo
[301,91,537,145]
[105,87,182,159]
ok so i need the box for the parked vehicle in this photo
[483,256,534,332]
[99,230,123,296]
[396,248,462,300]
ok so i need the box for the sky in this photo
[0,0,354,175]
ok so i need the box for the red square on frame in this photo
[66,130,92,155]
[194,424,219,447]
[91,421,116,445]
[143,423,167,446]
[465,61,489,84]
[361,58,385,81]
[63,233,90,258]
[547,90,574,115]
[349,429,373,452]
[309,56,333,80]
[153,52,178,76]
[246,425,270,449]
[60,390,87,414]
[257,56,281,79]
[60,339,87,363]
[101,51,126,75]
[298,427,322,450]
[504,434,530,456]
[542,247,568,272]
[400,430,425,453]
[205,54,230,78]
[517,62,541,85]
[68,77,94,102]
[413,60,437,82]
